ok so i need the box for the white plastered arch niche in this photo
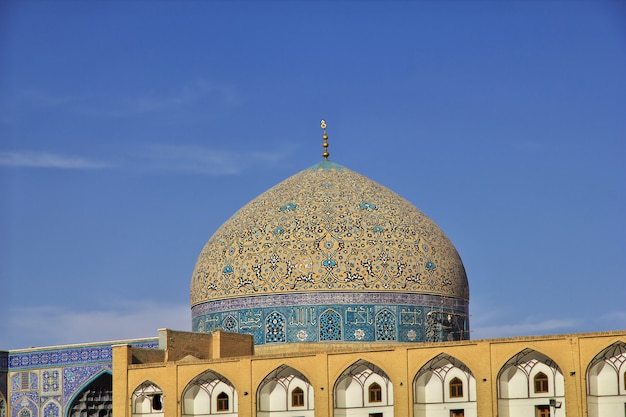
[413,353,477,417]
[257,365,314,417]
[333,359,394,417]
[497,348,565,417]
[182,369,238,416]
[131,381,164,417]
[586,341,626,417]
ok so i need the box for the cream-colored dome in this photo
[191,160,468,307]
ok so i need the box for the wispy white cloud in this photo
[595,310,626,330]
[469,299,581,339]
[139,144,243,175]
[0,151,110,169]
[80,79,241,118]
[17,89,80,108]
[0,141,295,175]
[470,305,626,340]
[1,301,189,350]
[472,318,577,340]
[5,79,241,121]
[137,142,295,176]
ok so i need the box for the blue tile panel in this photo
[7,340,158,417]
[192,292,468,344]
[8,340,158,371]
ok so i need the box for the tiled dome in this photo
[191,160,469,344]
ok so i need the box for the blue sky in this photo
[1,1,625,350]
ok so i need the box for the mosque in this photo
[1,123,625,417]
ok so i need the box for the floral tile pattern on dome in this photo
[191,161,468,302]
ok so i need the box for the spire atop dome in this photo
[321,119,329,160]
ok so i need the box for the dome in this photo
[191,160,469,344]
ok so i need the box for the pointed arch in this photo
[586,341,626,417]
[265,311,286,343]
[131,381,163,416]
[67,371,113,417]
[12,396,37,417]
[182,369,237,416]
[319,309,342,341]
[257,364,313,416]
[497,348,563,398]
[413,353,476,417]
[222,315,238,333]
[42,399,61,417]
[375,308,396,341]
[497,348,564,417]
[334,359,393,417]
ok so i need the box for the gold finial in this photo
[321,119,329,160]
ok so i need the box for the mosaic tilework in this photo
[265,311,286,343]
[10,392,37,417]
[41,371,60,394]
[10,373,37,392]
[7,340,158,417]
[9,347,110,371]
[191,160,469,306]
[8,340,158,371]
[42,401,59,417]
[192,292,468,344]
[193,291,466,314]
[63,365,111,406]
[376,309,396,341]
[320,309,342,341]
[10,375,19,393]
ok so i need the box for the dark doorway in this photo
[68,373,113,417]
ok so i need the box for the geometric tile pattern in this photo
[42,401,59,417]
[41,371,60,394]
[7,340,158,417]
[62,365,111,406]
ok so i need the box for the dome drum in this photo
[192,291,468,344]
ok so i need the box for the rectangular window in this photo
[451,410,465,417]
[536,405,550,417]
